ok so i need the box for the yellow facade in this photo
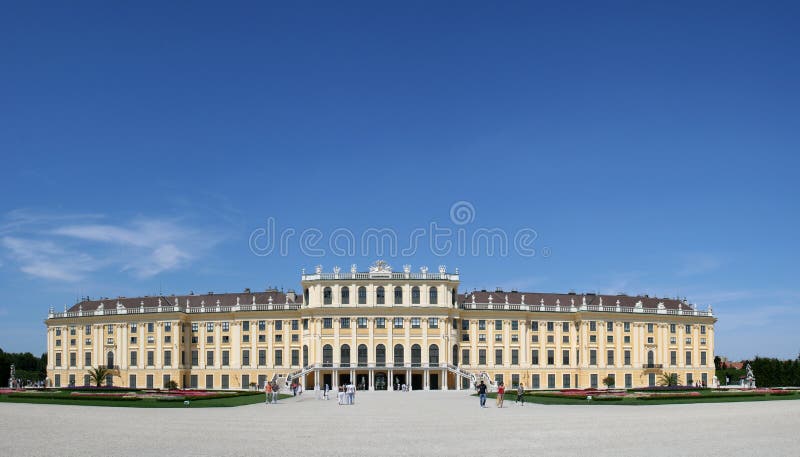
[45,262,716,391]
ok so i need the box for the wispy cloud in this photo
[676,253,725,277]
[0,210,225,282]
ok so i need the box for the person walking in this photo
[497,383,505,408]
[477,381,487,408]
[324,383,330,400]
[515,383,525,406]
[347,382,355,405]
[271,382,278,404]
[265,382,272,405]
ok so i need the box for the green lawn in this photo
[0,391,292,408]
[481,390,800,406]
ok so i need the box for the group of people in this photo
[263,381,281,404]
[337,382,357,405]
[290,381,304,396]
[476,381,526,408]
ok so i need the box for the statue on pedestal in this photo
[745,363,756,389]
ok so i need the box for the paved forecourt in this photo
[1,391,799,456]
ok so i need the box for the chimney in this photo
[286,289,297,303]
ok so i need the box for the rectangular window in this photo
[532,374,540,389]
[191,350,198,366]
[687,373,693,385]
[85,352,92,367]
[164,322,172,332]
[647,337,654,344]
[243,334,250,343]
[589,335,597,343]
[221,322,229,332]
[531,335,538,343]
[242,321,250,332]
[546,321,554,332]
[562,350,570,366]
[258,320,266,331]
[512,373,520,388]
[242,374,250,389]
[495,349,503,366]
[274,334,282,343]
[242,350,250,366]
[340,317,350,329]
[701,351,707,366]
[147,322,154,333]
[624,335,631,344]
[494,334,502,342]
[606,321,613,332]
[562,322,569,332]
[647,323,654,333]
[607,350,614,366]
[511,349,519,365]
[624,350,631,366]
[562,373,570,388]
[495,320,502,331]
[221,350,229,366]
[547,335,555,343]
[607,335,613,343]
[411,318,421,329]
[670,323,676,333]
[623,322,630,332]
[393,318,403,329]
[531,321,538,331]
[589,350,597,365]
[461,349,470,365]
[685,351,692,366]
[547,349,554,365]
[147,350,154,366]
[323,318,332,329]
[275,349,283,366]
[478,334,486,342]
[478,320,486,330]
[462,319,470,331]
[206,351,214,366]
[685,338,692,344]
[478,349,486,365]
[376,318,385,328]
[511,320,519,331]
[275,320,283,331]
[291,349,299,366]
[164,350,172,367]
[428,317,438,329]
[206,374,213,390]
[85,325,92,335]
[685,324,692,334]
[146,374,154,389]
[258,350,266,366]
[357,317,368,328]
[221,375,229,389]
[69,352,76,367]
[547,374,556,389]
[191,323,198,332]
[589,321,596,332]
[206,322,214,332]
[670,351,677,366]
[303,319,308,330]
[590,374,598,389]
[128,374,136,388]
[206,336,213,344]
[165,335,172,344]
[107,325,114,334]
[700,325,706,335]
[291,320,299,331]
[531,350,539,365]
[625,373,633,388]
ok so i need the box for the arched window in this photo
[341,344,350,367]
[323,287,332,305]
[394,286,403,304]
[302,345,309,367]
[358,286,367,305]
[394,344,404,365]
[358,344,368,367]
[304,288,309,305]
[341,286,350,305]
[429,287,438,304]
[411,286,420,305]
[647,350,654,366]
[452,345,459,366]
[452,288,457,306]
[411,344,421,367]
[429,344,439,365]
[376,344,386,366]
[106,351,114,368]
[376,286,385,305]
[323,344,333,367]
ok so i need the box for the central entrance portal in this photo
[392,373,406,390]
[411,373,423,391]
[375,372,387,390]
[429,373,439,390]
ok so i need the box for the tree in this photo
[166,379,179,390]
[87,366,111,387]
[601,376,615,388]
[659,372,679,387]
[714,355,722,370]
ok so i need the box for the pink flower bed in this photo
[0,389,22,394]
[70,392,131,397]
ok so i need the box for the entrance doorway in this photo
[375,372,387,390]
[338,373,352,386]
[411,373,423,390]
[323,373,332,389]
[429,373,439,390]
[392,373,406,390]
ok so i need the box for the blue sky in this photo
[1,1,798,359]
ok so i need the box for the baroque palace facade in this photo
[45,261,716,391]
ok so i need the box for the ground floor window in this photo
[562,373,570,388]
[625,373,632,388]
[242,374,250,389]
[607,373,615,387]
[648,373,656,387]
[206,374,214,389]
[686,373,693,386]
[701,373,708,385]
[146,374,154,389]
[105,374,113,387]
[258,375,267,389]
[129,374,136,388]
[494,374,504,386]
[511,374,520,388]
[84,374,90,386]
[531,374,540,389]
[547,374,556,389]
[54,374,60,387]
[68,374,75,387]
[190,375,198,389]
[163,374,171,389]
[222,375,229,389]
[590,374,598,389]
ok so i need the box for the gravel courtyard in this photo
[2,391,799,456]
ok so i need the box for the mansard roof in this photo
[458,291,694,311]
[68,290,302,312]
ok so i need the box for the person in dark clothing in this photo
[515,383,525,405]
[477,381,488,408]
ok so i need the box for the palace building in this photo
[45,261,716,391]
